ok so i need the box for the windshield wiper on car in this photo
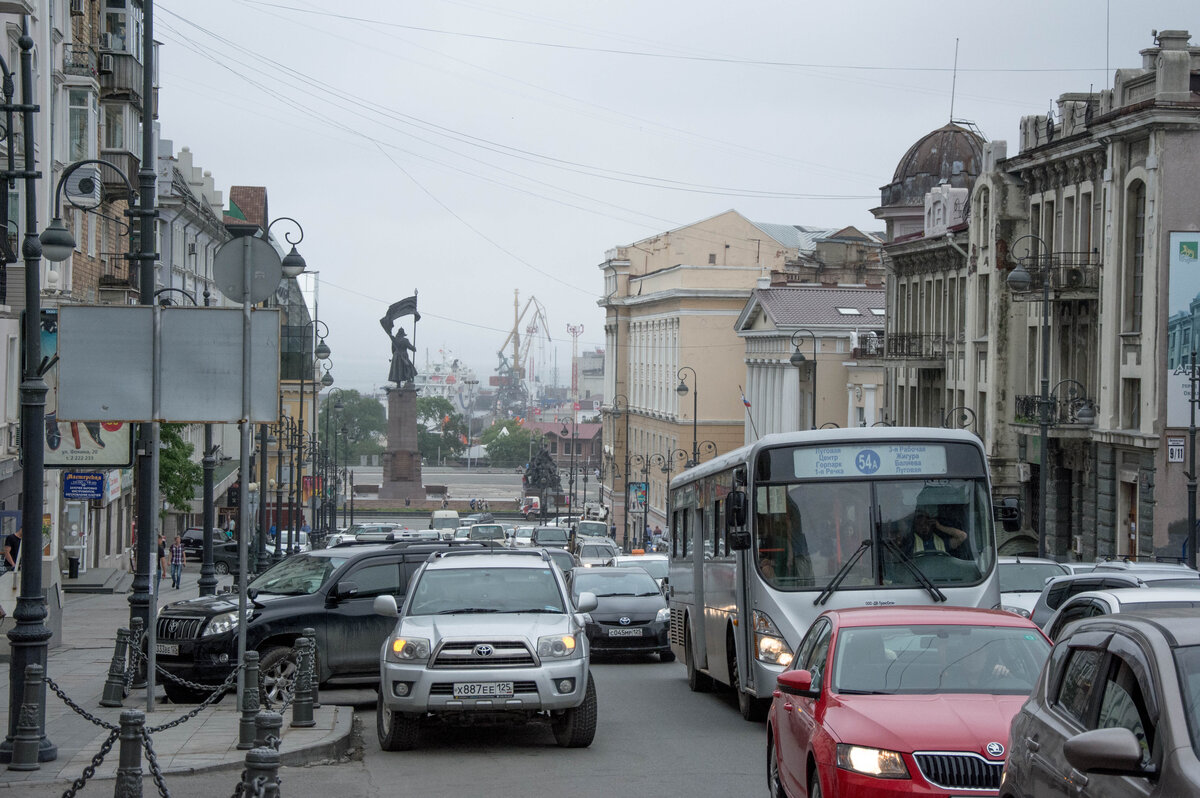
[507,608,564,614]
[590,592,630,597]
[436,608,500,614]
[634,592,661,596]
[814,540,873,607]
[881,538,947,603]
[837,689,892,695]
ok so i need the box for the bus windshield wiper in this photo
[881,539,947,603]
[814,540,873,607]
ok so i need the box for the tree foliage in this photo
[482,420,542,468]
[319,390,386,463]
[159,423,202,516]
[416,396,467,464]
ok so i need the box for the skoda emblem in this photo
[986,742,1004,758]
[619,617,631,626]
[474,644,494,657]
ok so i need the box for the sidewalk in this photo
[0,569,353,789]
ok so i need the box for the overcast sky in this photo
[155,0,1198,394]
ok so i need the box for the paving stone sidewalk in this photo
[0,568,352,789]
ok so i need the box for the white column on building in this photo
[781,359,800,433]
[771,365,783,433]
[754,363,766,436]
[863,385,878,426]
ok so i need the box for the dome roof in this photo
[879,122,985,208]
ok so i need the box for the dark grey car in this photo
[1028,569,1200,628]
[1001,609,1200,798]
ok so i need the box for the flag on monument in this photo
[379,295,420,332]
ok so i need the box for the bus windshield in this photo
[753,445,995,592]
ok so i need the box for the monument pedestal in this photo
[378,385,425,503]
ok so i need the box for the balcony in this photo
[99,149,140,195]
[1007,251,1101,301]
[63,44,96,79]
[1014,393,1098,434]
[882,333,950,367]
[99,51,143,103]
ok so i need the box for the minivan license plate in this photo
[453,681,514,699]
[155,643,179,656]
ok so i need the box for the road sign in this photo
[1168,437,1185,463]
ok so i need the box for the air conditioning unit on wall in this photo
[99,54,113,74]
[1016,462,1031,483]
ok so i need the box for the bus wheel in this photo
[685,625,712,693]
[728,631,767,722]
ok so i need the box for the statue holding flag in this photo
[381,293,420,386]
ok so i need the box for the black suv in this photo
[154,541,481,703]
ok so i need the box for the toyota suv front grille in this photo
[432,640,536,668]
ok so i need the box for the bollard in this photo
[290,637,315,728]
[253,709,282,750]
[8,663,44,771]
[242,747,281,798]
[113,709,145,798]
[129,617,147,690]
[302,626,320,708]
[101,627,132,707]
[239,651,261,750]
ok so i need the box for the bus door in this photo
[691,501,708,670]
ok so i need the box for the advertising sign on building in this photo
[1167,231,1200,427]
[627,481,647,513]
[62,472,105,501]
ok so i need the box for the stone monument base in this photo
[378,384,425,503]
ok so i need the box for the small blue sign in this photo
[855,449,881,474]
[63,472,105,501]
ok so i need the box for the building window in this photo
[68,88,94,162]
[1124,181,1146,333]
[104,0,144,59]
[1122,378,1141,430]
[708,253,716,265]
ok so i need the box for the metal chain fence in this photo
[61,729,119,798]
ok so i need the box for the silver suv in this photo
[372,549,599,750]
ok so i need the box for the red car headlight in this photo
[836,744,910,779]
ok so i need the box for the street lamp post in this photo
[943,406,978,433]
[273,415,290,564]
[675,368,699,466]
[790,330,818,430]
[308,364,333,546]
[325,389,346,535]
[296,319,330,551]
[464,379,479,471]
[610,395,631,548]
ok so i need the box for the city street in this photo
[16,658,764,797]
[354,465,601,511]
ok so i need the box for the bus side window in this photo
[684,509,694,557]
[704,503,717,558]
[715,499,726,557]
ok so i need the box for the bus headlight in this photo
[752,610,793,666]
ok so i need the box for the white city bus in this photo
[667,427,1001,720]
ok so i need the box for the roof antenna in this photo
[949,37,959,122]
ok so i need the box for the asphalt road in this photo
[32,658,766,797]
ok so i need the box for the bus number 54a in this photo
[855,449,881,474]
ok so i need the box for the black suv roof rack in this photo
[387,540,486,552]
[429,548,551,562]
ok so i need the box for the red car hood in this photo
[823,693,1024,757]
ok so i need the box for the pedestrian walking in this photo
[169,535,186,589]
[2,527,20,572]
[156,534,167,593]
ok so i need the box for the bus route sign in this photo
[794,444,948,478]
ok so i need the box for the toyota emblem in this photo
[168,620,179,634]
[474,644,494,657]
[986,742,1004,758]
[618,617,631,626]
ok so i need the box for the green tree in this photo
[319,390,386,465]
[482,420,540,468]
[416,396,466,464]
[159,424,202,517]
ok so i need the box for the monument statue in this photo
[380,294,420,386]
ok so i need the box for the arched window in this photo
[1124,180,1146,333]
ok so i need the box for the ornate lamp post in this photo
[675,368,699,466]
[943,406,978,433]
[610,394,631,545]
[790,330,818,430]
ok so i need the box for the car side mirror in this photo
[727,490,748,528]
[776,669,820,698]
[1063,728,1151,776]
[728,530,751,551]
[332,581,359,601]
[575,590,598,613]
[246,587,258,601]
[372,594,399,617]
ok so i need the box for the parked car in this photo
[998,556,1070,617]
[566,566,672,661]
[460,512,495,526]
[372,548,600,750]
[768,606,1051,798]
[530,526,570,550]
[542,547,579,575]
[574,520,609,539]
[1001,609,1200,797]
[467,523,506,543]
[1029,569,1200,628]
[575,539,620,568]
[509,526,535,548]
[154,541,483,704]
[1042,587,1200,641]
[608,554,668,589]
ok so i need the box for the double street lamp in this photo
[790,330,818,430]
[609,395,631,545]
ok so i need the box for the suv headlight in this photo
[836,744,910,778]
[752,610,793,666]
[202,609,251,637]
[537,634,578,659]
[655,607,670,623]
[385,637,431,663]
[1002,604,1032,618]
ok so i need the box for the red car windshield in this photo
[831,624,1050,695]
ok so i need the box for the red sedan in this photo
[767,606,1051,798]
